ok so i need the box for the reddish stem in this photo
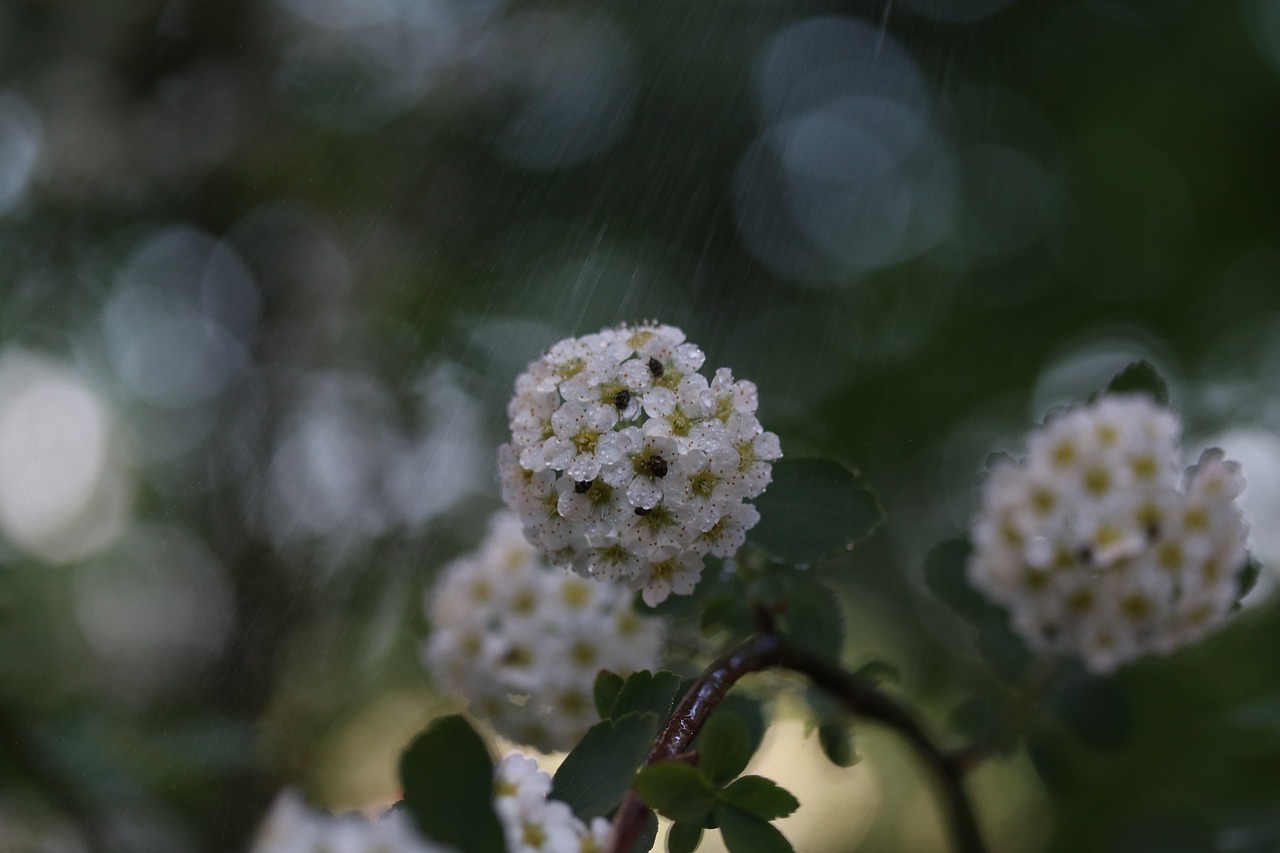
[608,634,783,853]
[606,634,987,853]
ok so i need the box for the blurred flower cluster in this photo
[253,754,609,853]
[968,395,1250,672]
[252,790,446,853]
[424,511,663,751]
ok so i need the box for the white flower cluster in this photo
[494,754,611,853]
[252,790,446,853]
[424,511,664,752]
[500,323,781,606]
[968,394,1251,673]
[251,757,609,853]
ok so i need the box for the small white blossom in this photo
[695,501,761,559]
[494,755,614,853]
[494,754,553,822]
[424,511,664,752]
[967,394,1252,673]
[555,475,629,537]
[638,548,704,607]
[500,323,780,604]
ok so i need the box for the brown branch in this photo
[607,634,987,853]
[609,633,783,853]
[774,640,986,853]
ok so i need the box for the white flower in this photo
[727,417,782,500]
[667,446,742,530]
[424,511,664,752]
[695,501,761,559]
[542,402,620,481]
[555,475,629,537]
[509,800,584,853]
[495,754,553,821]
[573,537,646,583]
[639,374,720,453]
[638,548,704,607]
[583,818,613,853]
[710,368,759,421]
[500,323,780,604]
[494,755,614,853]
[251,790,448,853]
[509,389,558,453]
[966,394,1251,673]
[603,429,680,511]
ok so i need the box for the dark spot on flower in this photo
[1145,521,1160,540]
[614,389,631,410]
[574,480,592,494]
[646,455,668,478]
[1077,546,1093,565]
[634,506,651,516]
[647,357,664,378]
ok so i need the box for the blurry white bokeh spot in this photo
[0,348,131,563]
[73,526,234,696]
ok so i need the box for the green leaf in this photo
[975,616,1034,683]
[551,711,660,820]
[630,812,659,853]
[1048,664,1131,749]
[716,805,795,853]
[668,821,704,853]
[594,670,626,718]
[923,538,1003,625]
[749,458,885,564]
[696,712,751,785]
[800,687,857,767]
[1237,555,1262,603]
[705,697,767,772]
[853,659,900,685]
[926,539,1033,683]
[398,715,504,853]
[701,594,754,641]
[1102,360,1170,405]
[817,719,857,768]
[722,776,799,821]
[634,761,719,824]
[947,692,1017,757]
[610,671,685,722]
[783,578,844,659]
[1025,726,1077,794]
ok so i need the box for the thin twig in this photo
[607,633,987,853]
[774,640,986,853]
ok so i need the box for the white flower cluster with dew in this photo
[968,394,1251,673]
[494,753,611,853]
[252,790,447,853]
[424,511,664,752]
[500,322,781,606]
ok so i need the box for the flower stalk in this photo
[606,632,988,853]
